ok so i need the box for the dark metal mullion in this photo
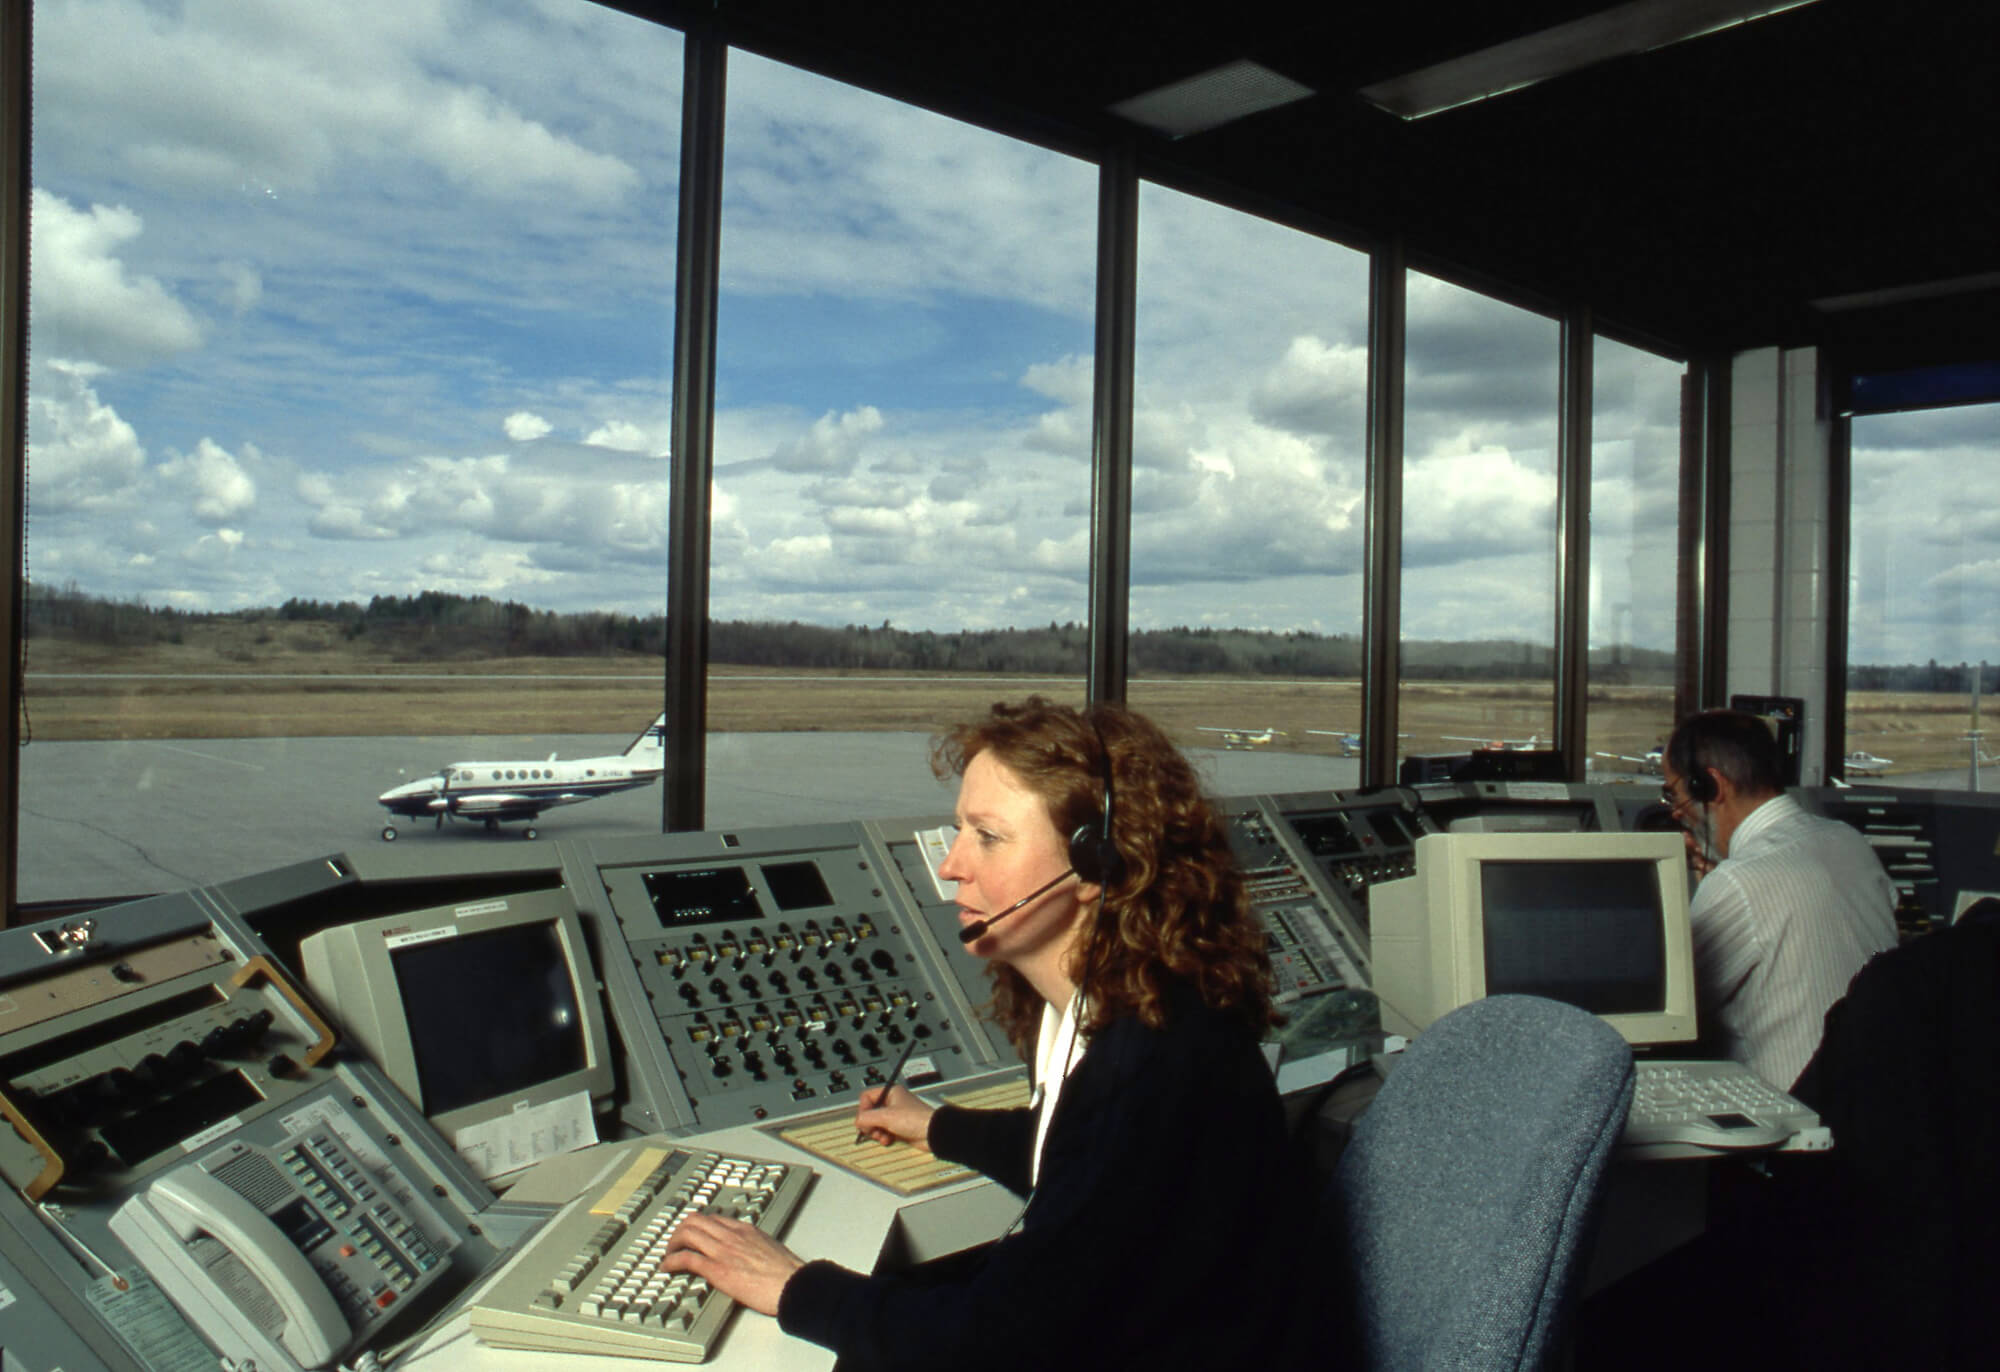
[1554,309,1592,779]
[1085,145,1137,706]
[663,31,726,832]
[1,2,29,923]
[1361,242,1406,790]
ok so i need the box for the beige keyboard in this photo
[470,1144,813,1362]
[1625,1059,1820,1149]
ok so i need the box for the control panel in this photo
[1217,799,1368,1002]
[1275,792,1431,939]
[0,896,510,1372]
[1806,787,1946,933]
[0,926,335,1203]
[588,826,999,1134]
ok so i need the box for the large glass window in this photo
[707,52,1098,826]
[1585,338,1686,785]
[1128,187,1370,790]
[1845,401,2000,791]
[1397,274,1561,771]
[23,0,680,903]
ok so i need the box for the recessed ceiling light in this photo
[1811,271,2000,313]
[1361,0,1821,120]
[1109,58,1315,139]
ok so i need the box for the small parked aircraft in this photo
[1844,750,1893,775]
[1304,729,1406,756]
[377,714,666,840]
[1198,726,1284,749]
[1444,733,1546,752]
[1593,746,1665,777]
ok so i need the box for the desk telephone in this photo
[111,1121,461,1370]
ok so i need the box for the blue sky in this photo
[25,0,1981,663]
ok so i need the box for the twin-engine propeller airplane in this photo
[377,714,666,841]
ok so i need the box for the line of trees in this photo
[59,580,1977,687]
[1846,660,1997,694]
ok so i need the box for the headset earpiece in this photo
[1067,713,1126,887]
[1669,720,1719,803]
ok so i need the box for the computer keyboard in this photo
[469,1143,813,1362]
[1623,1058,1821,1150]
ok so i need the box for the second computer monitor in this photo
[298,887,615,1177]
[1369,830,1695,1047]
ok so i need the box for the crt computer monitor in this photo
[299,887,615,1168]
[1369,831,1696,1047]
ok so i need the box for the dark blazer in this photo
[778,981,1313,1370]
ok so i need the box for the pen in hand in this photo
[856,1035,921,1145]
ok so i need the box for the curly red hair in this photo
[932,696,1280,1057]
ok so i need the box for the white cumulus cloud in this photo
[28,189,204,368]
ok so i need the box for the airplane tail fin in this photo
[626,713,668,757]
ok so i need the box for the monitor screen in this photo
[298,888,614,1181]
[395,921,588,1117]
[1369,831,1695,1047]
[1478,860,1666,1015]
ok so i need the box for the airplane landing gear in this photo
[523,827,539,840]
[381,826,398,841]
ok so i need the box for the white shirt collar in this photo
[1028,989,1087,1187]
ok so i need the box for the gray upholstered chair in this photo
[1330,994,1635,1370]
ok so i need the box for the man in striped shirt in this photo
[1661,710,1898,1090]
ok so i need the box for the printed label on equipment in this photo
[386,925,460,949]
[452,1088,598,1181]
[85,1270,216,1372]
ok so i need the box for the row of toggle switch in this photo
[655,919,880,977]
[668,948,900,1010]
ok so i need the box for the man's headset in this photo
[958,711,1126,944]
[1667,725,1719,804]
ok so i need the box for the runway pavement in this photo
[19,731,1986,909]
[14,732,1360,907]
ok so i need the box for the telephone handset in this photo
[144,1166,348,1368]
[109,1128,455,1372]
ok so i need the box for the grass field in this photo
[19,619,1989,778]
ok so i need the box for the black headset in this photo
[1668,724,1718,803]
[1065,710,1126,887]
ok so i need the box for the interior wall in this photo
[1727,346,1834,783]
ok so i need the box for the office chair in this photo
[1778,898,2000,1369]
[1329,994,1634,1371]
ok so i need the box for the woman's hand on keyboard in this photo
[660,1214,804,1317]
[855,1084,934,1151]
